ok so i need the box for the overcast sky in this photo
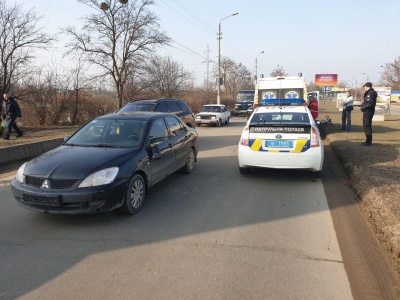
[7,0,400,88]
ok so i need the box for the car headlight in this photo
[15,162,27,183]
[195,116,200,119]
[211,116,216,119]
[78,167,119,188]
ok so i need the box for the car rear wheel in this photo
[239,167,250,174]
[311,170,322,178]
[225,117,230,124]
[118,174,145,214]
[181,148,196,174]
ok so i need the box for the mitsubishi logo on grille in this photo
[275,134,283,139]
[41,179,51,189]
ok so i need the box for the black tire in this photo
[239,167,250,174]
[225,117,230,125]
[181,148,196,174]
[216,119,221,127]
[118,174,145,215]
[312,170,322,178]
[196,123,201,127]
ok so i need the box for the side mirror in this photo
[151,145,162,159]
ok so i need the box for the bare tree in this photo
[214,57,252,98]
[64,0,170,109]
[141,55,192,98]
[0,0,54,114]
[270,66,288,77]
[381,58,400,90]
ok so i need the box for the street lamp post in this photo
[254,51,264,87]
[352,77,357,99]
[217,12,238,105]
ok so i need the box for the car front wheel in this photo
[181,148,196,174]
[118,174,145,215]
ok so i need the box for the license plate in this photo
[265,140,293,148]
[22,194,61,207]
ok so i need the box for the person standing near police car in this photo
[360,82,377,146]
[3,93,23,140]
[341,90,354,131]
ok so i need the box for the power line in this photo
[158,0,252,66]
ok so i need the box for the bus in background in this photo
[234,90,255,116]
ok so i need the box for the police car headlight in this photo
[211,116,216,120]
[79,167,119,188]
[195,115,200,119]
[15,162,27,183]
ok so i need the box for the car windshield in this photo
[235,91,255,103]
[118,103,155,113]
[250,112,310,124]
[65,119,148,148]
[201,106,221,113]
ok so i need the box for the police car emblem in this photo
[275,134,283,139]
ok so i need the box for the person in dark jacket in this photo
[360,82,377,146]
[3,93,23,140]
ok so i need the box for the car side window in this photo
[148,118,169,144]
[155,102,168,112]
[165,116,187,136]
[178,102,191,113]
[166,102,182,114]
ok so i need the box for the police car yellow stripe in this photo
[250,138,263,151]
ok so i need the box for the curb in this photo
[0,138,66,185]
[0,138,64,165]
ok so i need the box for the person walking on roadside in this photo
[308,95,319,120]
[360,82,377,146]
[341,90,354,131]
[3,93,23,140]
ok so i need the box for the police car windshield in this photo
[250,112,309,124]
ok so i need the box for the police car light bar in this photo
[259,98,306,106]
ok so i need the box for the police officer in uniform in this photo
[360,82,377,146]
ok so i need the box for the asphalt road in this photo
[0,118,398,299]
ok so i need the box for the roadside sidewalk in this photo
[0,171,16,186]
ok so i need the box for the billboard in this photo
[374,86,391,115]
[315,74,338,87]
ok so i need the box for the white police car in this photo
[238,100,324,177]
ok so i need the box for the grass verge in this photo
[319,99,400,275]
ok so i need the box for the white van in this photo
[253,76,308,109]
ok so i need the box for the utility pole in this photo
[217,13,238,105]
[254,51,264,87]
[202,45,213,89]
